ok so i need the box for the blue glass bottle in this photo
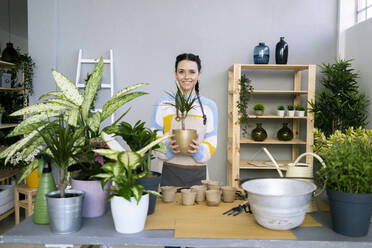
[254,42,270,64]
[275,37,288,64]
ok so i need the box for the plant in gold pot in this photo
[314,127,372,237]
[165,85,197,154]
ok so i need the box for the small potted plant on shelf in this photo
[286,104,295,117]
[94,134,171,234]
[253,104,265,116]
[0,104,5,124]
[165,85,197,154]
[314,127,372,237]
[115,120,167,215]
[295,104,306,117]
[277,105,285,117]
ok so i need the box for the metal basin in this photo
[241,178,316,230]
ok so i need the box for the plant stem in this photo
[59,168,66,198]
[181,116,185,130]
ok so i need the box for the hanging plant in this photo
[237,74,254,136]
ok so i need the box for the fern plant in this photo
[309,59,368,137]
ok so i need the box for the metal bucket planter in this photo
[46,189,85,234]
[111,193,149,234]
[71,179,109,218]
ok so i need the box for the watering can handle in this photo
[292,152,326,197]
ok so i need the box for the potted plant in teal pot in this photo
[115,120,167,215]
[314,127,372,237]
[94,133,171,234]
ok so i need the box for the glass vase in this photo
[277,123,293,141]
[275,37,288,64]
[251,123,267,141]
[253,42,270,64]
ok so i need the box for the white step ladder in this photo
[75,49,115,123]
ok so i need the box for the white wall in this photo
[28,0,338,183]
[344,18,372,129]
[0,0,28,54]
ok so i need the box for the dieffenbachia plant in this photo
[0,58,147,183]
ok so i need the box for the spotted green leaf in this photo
[118,151,141,170]
[46,98,78,109]
[87,111,101,134]
[39,91,65,100]
[52,69,83,106]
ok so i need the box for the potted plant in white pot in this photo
[115,120,167,215]
[253,104,264,116]
[94,133,171,234]
[277,105,285,117]
[314,127,372,237]
[295,104,306,117]
[0,104,5,124]
[165,85,197,154]
[287,104,295,117]
[0,58,148,220]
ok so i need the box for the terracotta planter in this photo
[71,179,109,218]
[172,129,196,154]
[161,186,177,203]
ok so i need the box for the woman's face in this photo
[175,60,200,94]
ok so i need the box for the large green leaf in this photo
[8,111,59,137]
[118,151,141,170]
[137,135,173,156]
[39,91,65,100]
[131,184,144,204]
[87,111,101,134]
[101,132,125,151]
[101,92,147,121]
[52,69,83,106]
[81,58,103,120]
[10,103,66,116]
[93,149,120,161]
[64,108,79,127]
[18,159,39,184]
[21,135,44,161]
[46,98,78,109]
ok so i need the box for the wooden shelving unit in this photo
[227,64,316,188]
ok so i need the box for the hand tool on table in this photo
[223,201,252,216]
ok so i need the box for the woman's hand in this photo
[169,139,180,154]
[188,133,200,154]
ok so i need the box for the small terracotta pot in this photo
[207,180,222,191]
[181,189,196,206]
[161,186,177,203]
[191,185,207,202]
[221,186,236,203]
[206,190,221,206]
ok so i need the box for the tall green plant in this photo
[165,85,197,130]
[309,59,368,137]
[237,75,254,136]
[0,58,147,180]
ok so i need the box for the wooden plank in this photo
[247,115,307,119]
[306,65,316,166]
[0,123,18,130]
[0,60,16,69]
[0,168,22,182]
[231,64,241,188]
[240,64,309,70]
[0,87,25,92]
[0,208,15,222]
[240,137,306,144]
[252,90,308,94]
[292,70,302,161]
[240,160,290,171]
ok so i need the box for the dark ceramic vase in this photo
[1,42,19,63]
[277,123,293,141]
[251,123,267,141]
[275,37,288,64]
[253,42,270,64]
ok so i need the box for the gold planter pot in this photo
[172,129,197,154]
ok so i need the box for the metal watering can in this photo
[263,148,326,212]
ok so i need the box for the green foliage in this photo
[314,127,372,194]
[295,104,305,111]
[277,105,284,111]
[116,120,166,173]
[94,134,171,203]
[0,104,5,114]
[309,59,368,137]
[165,84,197,129]
[253,104,264,111]
[237,75,254,136]
[287,104,294,111]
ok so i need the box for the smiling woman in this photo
[151,53,218,187]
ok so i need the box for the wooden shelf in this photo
[0,168,22,182]
[247,115,307,119]
[252,90,308,94]
[0,123,18,129]
[229,64,310,71]
[240,137,307,144]
[0,87,25,92]
[0,60,16,69]
[0,208,15,222]
[240,160,290,170]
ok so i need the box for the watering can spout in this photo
[262,147,284,178]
